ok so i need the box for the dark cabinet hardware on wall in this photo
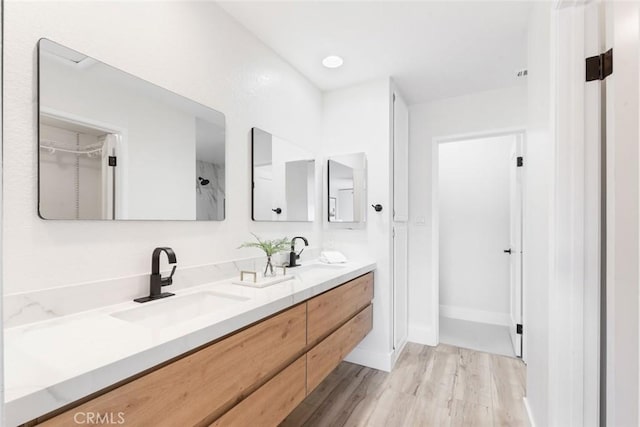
[586,48,613,81]
[371,204,383,212]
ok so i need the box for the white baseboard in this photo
[390,339,408,368]
[408,322,437,346]
[440,304,511,326]
[523,397,536,427]
[344,346,394,372]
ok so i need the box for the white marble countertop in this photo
[4,259,376,426]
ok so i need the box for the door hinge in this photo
[586,49,613,81]
[517,324,523,335]
[517,156,523,167]
[108,156,117,167]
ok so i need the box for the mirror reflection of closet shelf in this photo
[251,127,316,222]
[37,39,226,221]
[328,153,367,223]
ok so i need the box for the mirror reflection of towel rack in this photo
[38,39,227,221]
[39,139,104,157]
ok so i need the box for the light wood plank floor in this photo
[280,343,527,427]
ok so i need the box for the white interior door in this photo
[508,137,524,358]
[393,92,409,222]
[604,2,640,425]
[393,224,408,349]
[392,90,409,351]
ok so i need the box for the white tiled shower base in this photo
[439,316,516,358]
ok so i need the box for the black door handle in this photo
[504,249,512,254]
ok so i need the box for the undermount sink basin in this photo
[291,263,347,274]
[111,291,250,328]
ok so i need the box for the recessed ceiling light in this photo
[322,55,344,69]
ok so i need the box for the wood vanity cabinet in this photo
[307,272,374,346]
[307,304,373,391]
[209,356,307,427]
[38,304,307,427]
[34,272,374,427]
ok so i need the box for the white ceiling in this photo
[218,1,531,105]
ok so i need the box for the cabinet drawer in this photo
[210,356,306,427]
[307,304,373,392]
[307,272,374,345]
[40,303,307,427]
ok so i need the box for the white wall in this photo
[407,85,526,345]
[3,1,324,295]
[322,78,394,371]
[439,135,513,324]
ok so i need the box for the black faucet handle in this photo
[162,265,177,286]
[296,247,305,259]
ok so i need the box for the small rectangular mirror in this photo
[38,39,226,220]
[328,153,367,223]
[251,127,315,222]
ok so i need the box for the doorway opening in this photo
[435,131,525,358]
[38,110,123,220]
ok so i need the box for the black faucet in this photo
[134,247,177,303]
[288,236,309,268]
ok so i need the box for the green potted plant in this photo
[239,233,291,277]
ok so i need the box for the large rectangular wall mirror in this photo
[328,153,367,223]
[38,39,226,220]
[251,127,315,222]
